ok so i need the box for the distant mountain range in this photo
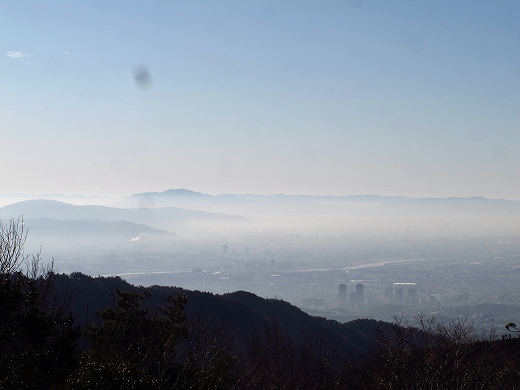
[112,188,409,209]
[0,199,244,227]
[0,190,519,244]
[0,198,246,250]
[2,189,518,211]
[113,189,520,212]
[111,190,520,234]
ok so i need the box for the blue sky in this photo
[1,1,519,199]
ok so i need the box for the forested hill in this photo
[4,270,520,388]
[56,272,380,357]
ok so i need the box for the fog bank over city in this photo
[0,190,514,263]
[2,188,519,245]
[1,189,519,331]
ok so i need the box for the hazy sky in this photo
[1,1,519,199]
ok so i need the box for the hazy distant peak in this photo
[1,198,75,209]
[388,196,518,204]
[0,199,77,221]
[13,198,69,205]
[382,196,520,213]
[128,189,213,198]
[160,189,212,197]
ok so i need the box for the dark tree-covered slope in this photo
[56,273,381,358]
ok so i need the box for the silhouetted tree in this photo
[348,314,512,390]
[0,216,28,276]
[0,217,79,389]
[70,289,189,388]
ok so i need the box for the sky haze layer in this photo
[1,1,519,199]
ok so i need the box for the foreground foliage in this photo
[4,270,520,389]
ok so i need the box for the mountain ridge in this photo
[57,272,381,358]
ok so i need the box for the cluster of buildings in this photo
[338,282,364,305]
[333,282,418,307]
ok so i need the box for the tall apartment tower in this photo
[396,288,404,304]
[408,287,417,302]
[356,283,364,305]
[385,286,393,301]
[339,283,347,303]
